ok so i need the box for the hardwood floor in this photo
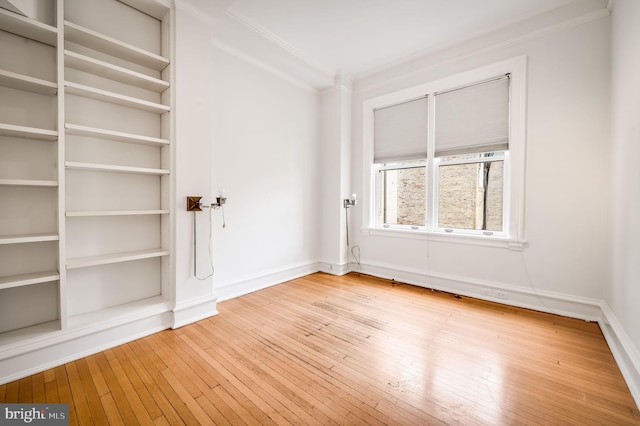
[2,272,639,425]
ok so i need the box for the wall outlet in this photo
[495,291,509,299]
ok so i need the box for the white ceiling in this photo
[202,0,610,89]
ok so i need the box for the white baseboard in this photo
[0,311,173,385]
[172,294,219,329]
[358,261,602,320]
[215,261,321,302]
[317,260,350,276]
[599,302,640,409]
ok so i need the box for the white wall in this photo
[173,3,218,322]
[318,77,353,274]
[350,16,611,314]
[609,0,640,375]
[209,46,320,300]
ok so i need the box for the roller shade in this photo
[435,76,510,156]
[374,96,428,163]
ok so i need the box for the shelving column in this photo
[62,0,172,328]
[0,2,62,342]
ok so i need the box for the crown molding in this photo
[211,9,335,90]
[226,8,334,78]
[355,1,610,93]
[211,40,319,93]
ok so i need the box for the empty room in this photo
[1,0,639,424]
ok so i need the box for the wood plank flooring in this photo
[2,272,639,425]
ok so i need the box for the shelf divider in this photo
[0,69,57,95]
[64,20,169,71]
[0,179,58,187]
[65,81,170,114]
[65,295,170,330]
[66,210,169,217]
[65,161,170,175]
[0,233,59,245]
[0,123,58,140]
[65,123,169,146]
[64,50,168,92]
[0,271,60,290]
[67,249,170,270]
[0,8,57,46]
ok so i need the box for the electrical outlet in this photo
[187,196,202,211]
[495,291,509,299]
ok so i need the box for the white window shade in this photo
[374,97,428,163]
[434,76,510,156]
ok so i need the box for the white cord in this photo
[194,207,214,280]
[345,206,361,273]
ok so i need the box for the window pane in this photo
[377,166,426,227]
[438,160,503,231]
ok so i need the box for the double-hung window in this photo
[367,57,526,243]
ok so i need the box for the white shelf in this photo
[66,248,170,270]
[66,295,170,330]
[0,320,60,348]
[0,8,57,46]
[0,271,60,290]
[65,161,169,175]
[66,209,169,217]
[0,69,57,95]
[0,122,58,140]
[0,179,58,187]
[64,21,169,71]
[65,123,169,146]
[65,81,170,113]
[0,233,59,245]
[118,0,170,21]
[64,50,169,92]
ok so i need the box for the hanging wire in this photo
[193,207,214,280]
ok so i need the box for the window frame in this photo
[362,56,527,249]
[433,150,509,237]
[374,159,428,231]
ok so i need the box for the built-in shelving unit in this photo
[0,0,173,366]
[0,1,60,344]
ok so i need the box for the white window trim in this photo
[362,56,528,250]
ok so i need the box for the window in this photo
[365,57,526,243]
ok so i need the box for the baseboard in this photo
[599,302,640,408]
[215,261,321,302]
[172,294,219,329]
[0,311,173,386]
[317,260,350,276]
[359,261,602,321]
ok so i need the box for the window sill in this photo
[362,227,526,251]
